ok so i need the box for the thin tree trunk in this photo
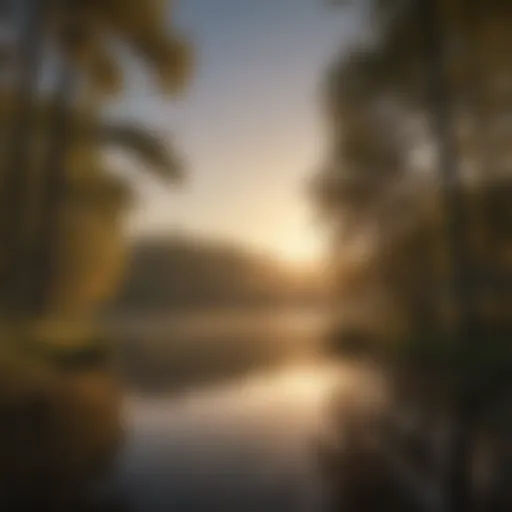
[420,0,475,510]
[25,6,76,506]
[30,22,76,317]
[1,0,45,317]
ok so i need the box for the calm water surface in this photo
[110,311,381,512]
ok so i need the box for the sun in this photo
[278,233,325,268]
[277,366,340,404]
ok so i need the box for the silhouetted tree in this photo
[317,0,512,509]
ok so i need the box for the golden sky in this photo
[113,1,358,265]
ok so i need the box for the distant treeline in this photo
[107,236,326,314]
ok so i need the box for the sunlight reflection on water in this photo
[114,362,349,512]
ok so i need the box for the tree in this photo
[0,0,192,323]
[33,0,191,316]
[317,0,512,509]
[0,92,182,326]
[0,3,192,507]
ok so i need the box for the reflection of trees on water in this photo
[0,358,122,509]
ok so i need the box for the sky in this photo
[111,0,358,265]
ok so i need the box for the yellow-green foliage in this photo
[0,141,131,320]
[50,0,192,95]
[0,92,183,320]
[50,156,130,318]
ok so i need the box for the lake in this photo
[97,306,512,512]
[106,310,385,512]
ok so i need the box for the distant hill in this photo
[108,235,326,314]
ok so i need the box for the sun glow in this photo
[278,232,325,268]
[276,365,340,403]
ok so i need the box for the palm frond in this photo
[96,121,184,182]
[0,91,184,182]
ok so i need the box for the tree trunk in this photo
[421,0,475,510]
[1,0,45,317]
[30,50,76,317]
